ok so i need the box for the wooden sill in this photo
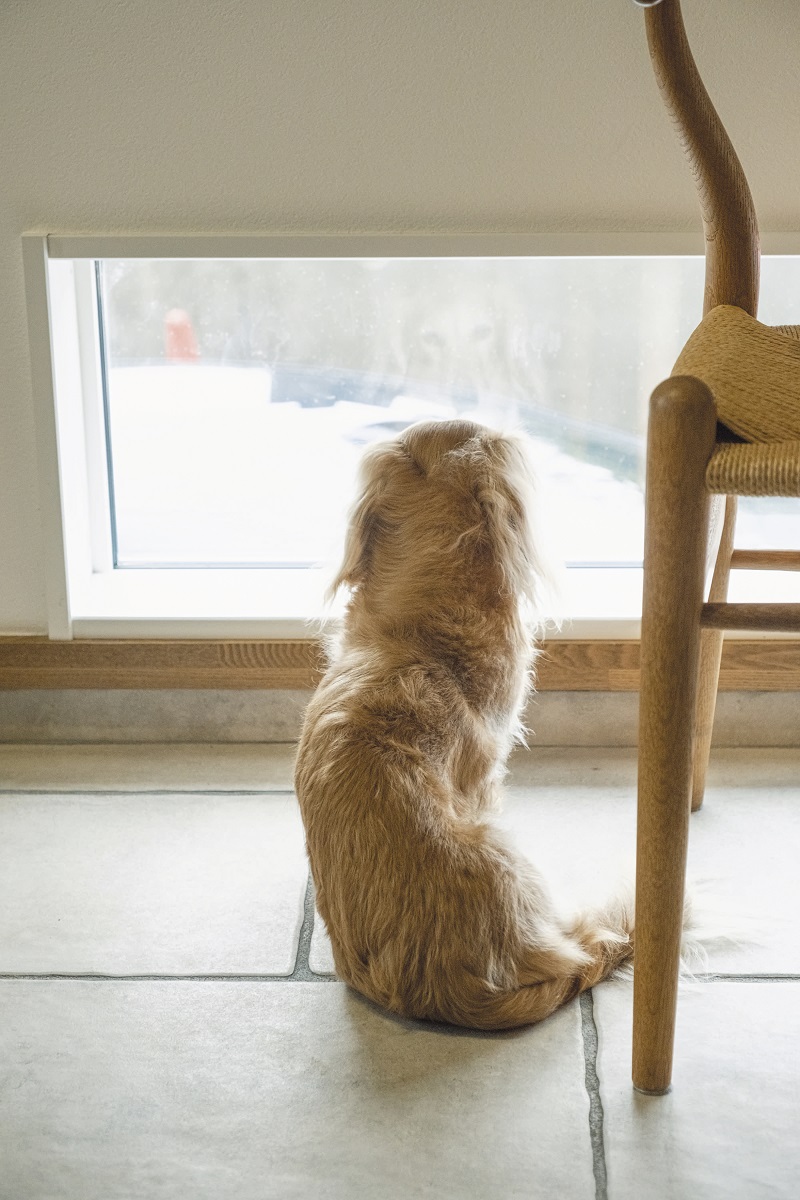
[0,637,798,691]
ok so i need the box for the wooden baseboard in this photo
[0,637,798,691]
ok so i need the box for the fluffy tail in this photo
[444,896,635,1032]
[424,882,745,1032]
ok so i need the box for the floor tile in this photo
[0,793,307,975]
[702,747,800,790]
[0,742,297,792]
[0,980,595,1200]
[506,745,800,790]
[507,745,639,786]
[594,980,800,1200]
[500,753,800,974]
[682,778,800,972]
[309,910,336,975]
[306,750,800,978]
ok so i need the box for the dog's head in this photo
[330,419,553,622]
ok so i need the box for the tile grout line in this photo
[2,972,798,983]
[287,869,328,982]
[0,974,337,982]
[0,789,297,796]
[0,872,339,985]
[0,741,301,748]
[699,973,800,982]
[580,991,608,1200]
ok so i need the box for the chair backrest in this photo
[638,0,760,318]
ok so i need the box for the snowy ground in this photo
[107,364,648,567]
[106,365,799,608]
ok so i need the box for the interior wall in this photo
[2,0,799,633]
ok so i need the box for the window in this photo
[25,234,800,639]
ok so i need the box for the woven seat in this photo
[676,305,800,495]
[675,305,800,443]
[706,438,800,496]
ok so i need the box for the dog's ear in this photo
[472,435,549,609]
[328,441,401,597]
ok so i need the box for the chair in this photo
[630,0,800,1093]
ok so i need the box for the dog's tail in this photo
[444,895,635,1032]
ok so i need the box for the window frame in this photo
[23,231,800,642]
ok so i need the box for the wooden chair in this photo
[631,0,800,1093]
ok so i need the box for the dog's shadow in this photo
[328,984,559,1100]
[345,983,531,1040]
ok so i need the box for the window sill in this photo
[69,567,333,639]
[66,567,645,640]
[64,564,800,640]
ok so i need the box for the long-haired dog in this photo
[294,419,634,1029]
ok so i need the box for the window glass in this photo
[98,256,799,569]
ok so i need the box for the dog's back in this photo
[294,420,634,1029]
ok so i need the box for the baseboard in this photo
[1,637,799,691]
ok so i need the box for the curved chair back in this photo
[639,0,760,317]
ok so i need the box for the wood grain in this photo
[731,550,800,571]
[0,638,326,690]
[635,0,775,1095]
[701,603,800,632]
[691,495,737,812]
[633,375,718,1095]
[0,636,798,691]
[645,0,759,319]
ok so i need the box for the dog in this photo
[294,419,634,1029]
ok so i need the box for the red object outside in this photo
[165,308,200,361]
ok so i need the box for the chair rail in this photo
[730,550,800,571]
[701,603,800,632]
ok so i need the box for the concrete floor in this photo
[1,744,798,1199]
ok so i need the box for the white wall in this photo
[2,0,799,633]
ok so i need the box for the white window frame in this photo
[23,231,800,641]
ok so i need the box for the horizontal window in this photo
[25,235,800,638]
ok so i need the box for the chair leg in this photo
[691,495,737,811]
[633,377,717,1094]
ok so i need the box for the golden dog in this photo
[294,419,633,1029]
